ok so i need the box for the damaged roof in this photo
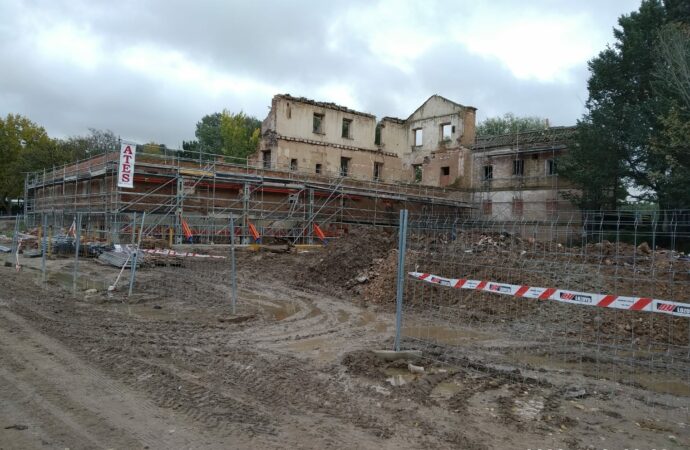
[381,116,406,124]
[275,94,375,119]
[472,126,576,150]
[406,94,477,121]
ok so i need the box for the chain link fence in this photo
[395,209,690,429]
[2,212,240,315]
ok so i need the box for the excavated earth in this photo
[0,231,689,449]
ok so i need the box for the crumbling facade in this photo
[471,127,578,220]
[251,94,477,187]
[252,94,577,220]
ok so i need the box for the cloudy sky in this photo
[1,0,641,147]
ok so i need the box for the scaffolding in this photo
[472,126,577,221]
[24,145,473,246]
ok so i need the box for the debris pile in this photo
[295,228,396,297]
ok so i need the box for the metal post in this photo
[229,215,238,315]
[128,211,146,296]
[175,175,183,244]
[394,209,409,352]
[242,183,250,244]
[131,212,136,244]
[10,214,19,256]
[41,214,47,284]
[307,188,314,245]
[72,213,82,295]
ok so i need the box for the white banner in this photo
[117,143,137,188]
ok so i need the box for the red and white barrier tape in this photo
[408,272,690,318]
[141,248,226,259]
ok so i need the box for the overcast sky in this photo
[1,0,642,147]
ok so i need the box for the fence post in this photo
[10,214,19,256]
[72,213,82,295]
[394,209,409,352]
[41,213,47,284]
[128,212,146,297]
[229,214,238,315]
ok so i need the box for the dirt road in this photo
[1,253,688,449]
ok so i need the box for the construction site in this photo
[2,141,689,448]
[22,145,472,246]
[0,97,686,450]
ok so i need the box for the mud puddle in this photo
[512,352,690,396]
[431,381,463,399]
[403,323,491,345]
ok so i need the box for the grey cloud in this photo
[0,0,643,147]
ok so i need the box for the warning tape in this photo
[408,272,690,318]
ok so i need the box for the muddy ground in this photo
[0,239,688,449]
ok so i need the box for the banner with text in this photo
[117,143,137,188]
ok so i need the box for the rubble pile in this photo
[295,228,397,297]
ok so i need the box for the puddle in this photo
[511,352,690,396]
[375,322,388,333]
[383,367,418,385]
[263,302,300,321]
[285,337,337,362]
[48,270,109,293]
[306,305,322,319]
[431,381,463,399]
[634,375,690,396]
[286,337,328,352]
[337,309,350,323]
[357,310,377,326]
[403,324,490,345]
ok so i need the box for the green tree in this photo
[559,122,627,210]
[219,110,261,162]
[561,0,690,209]
[178,139,211,162]
[476,113,548,136]
[0,114,62,214]
[195,113,224,154]
[57,128,118,160]
[652,22,690,208]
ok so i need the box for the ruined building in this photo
[472,127,577,220]
[252,94,577,220]
[251,94,476,187]
[23,94,578,245]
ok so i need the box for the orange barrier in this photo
[313,223,327,245]
[248,222,261,243]
[181,217,193,241]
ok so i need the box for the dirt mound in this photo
[363,249,399,304]
[295,228,396,296]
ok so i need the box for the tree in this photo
[559,121,627,210]
[476,113,548,136]
[195,113,224,155]
[57,128,118,160]
[0,114,61,214]
[560,0,690,209]
[219,110,261,162]
[656,23,690,108]
[652,22,690,208]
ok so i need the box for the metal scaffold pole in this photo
[72,213,82,295]
[307,188,314,245]
[229,214,238,315]
[242,183,250,244]
[41,213,47,284]
[394,208,408,352]
[128,212,146,297]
